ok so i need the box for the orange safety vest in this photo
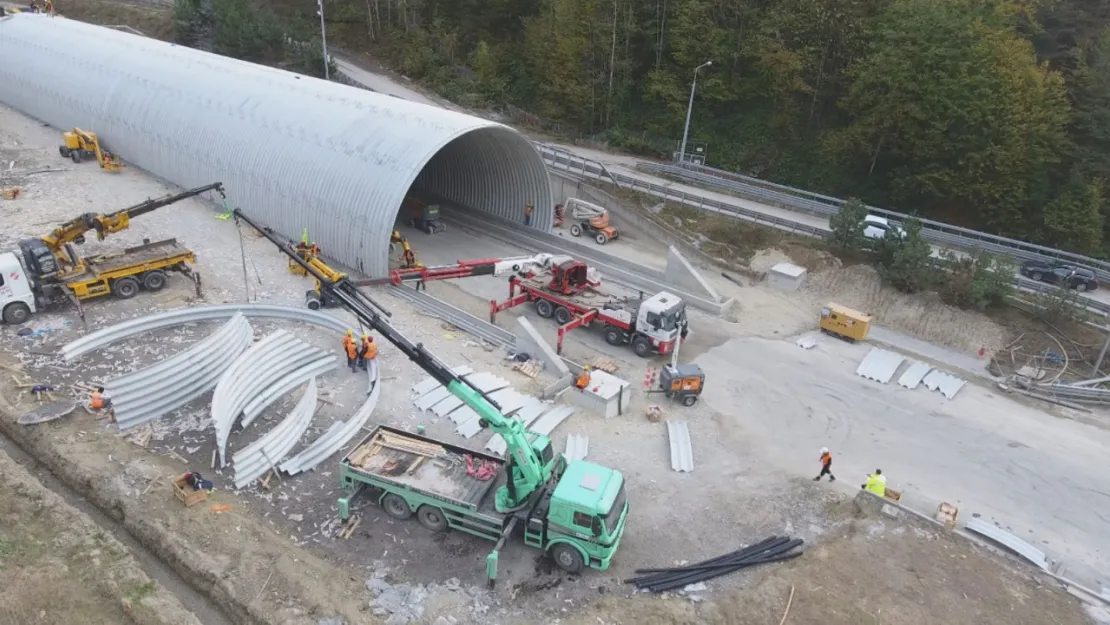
[575,372,590,389]
[362,340,377,360]
[90,392,104,409]
[820,452,832,467]
[345,340,358,359]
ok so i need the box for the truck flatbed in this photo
[81,238,192,276]
[342,426,508,520]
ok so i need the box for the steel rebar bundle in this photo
[624,535,804,593]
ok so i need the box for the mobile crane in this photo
[0,183,225,324]
[232,208,629,585]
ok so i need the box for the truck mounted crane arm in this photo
[42,182,226,252]
[354,254,559,287]
[233,209,553,512]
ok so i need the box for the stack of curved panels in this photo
[106,314,254,432]
[211,331,334,466]
[240,356,338,428]
[281,360,382,476]
[232,378,319,489]
[62,304,355,363]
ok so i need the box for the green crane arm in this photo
[232,209,549,511]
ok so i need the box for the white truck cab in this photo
[0,251,37,324]
[636,291,687,352]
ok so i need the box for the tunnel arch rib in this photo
[0,14,552,277]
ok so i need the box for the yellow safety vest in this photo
[865,474,887,497]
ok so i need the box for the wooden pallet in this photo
[348,430,447,468]
[512,360,542,379]
[590,357,619,373]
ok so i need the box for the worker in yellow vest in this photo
[863,469,886,497]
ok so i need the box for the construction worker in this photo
[343,330,358,372]
[554,203,565,228]
[524,201,534,227]
[575,365,592,390]
[814,447,835,482]
[90,386,112,411]
[358,334,376,370]
[863,469,886,497]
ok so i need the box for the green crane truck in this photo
[234,209,630,586]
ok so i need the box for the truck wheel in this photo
[59,146,69,157]
[554,306,572,325]
[569,224,582,237]
[416,505,448,532]
[551,544,585,574]
[604,326,624,346]
[1031,271,1043,281]
[382,494,413,520]
[682,395,698,407]
[141,270,167,291]
[535,299,554,318]
[594,233,608,245]
[111,277,140,299]
[631,336,652,358]
[71,150,82,163]
[2,302,31,325]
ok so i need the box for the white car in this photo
[863,215,906,240]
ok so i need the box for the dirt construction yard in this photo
[0,95,1106,625]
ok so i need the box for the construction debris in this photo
[625,535,804,592]
[512,359,542,379]
[589,356,619,373]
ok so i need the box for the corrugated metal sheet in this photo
[464,372,511,394]
[414,386,452,411]
[666,421,693,472]
[796,334,819,350]
[965,517,1048,570]
[430,395,464,417]
[0,14,551,277]
[232,378,318,489]
[897,361,933,390]
[856,348,905,384]
[410,365,472,397]
[923,370,966,399]
[529,405,574,437]
[484,399,548,455]
[564,434,589,462]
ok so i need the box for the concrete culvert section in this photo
[0,13,551,277]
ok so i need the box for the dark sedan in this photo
[1020,260,1100,292]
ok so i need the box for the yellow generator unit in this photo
[819,303,871,342]
[59,128,123,172]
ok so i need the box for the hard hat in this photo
[361,333,368,339]
[346,330,353,336]
[820,447,828,454]
[583,365,590,371]
[368,336,374,341]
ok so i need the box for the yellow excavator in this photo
[21,182,226,282]
[282,234,350,309]
[390,230,422,269]
[59,128,123,171]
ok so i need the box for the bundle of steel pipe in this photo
[624,535,804,592]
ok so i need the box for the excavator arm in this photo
[233,209,552,512]
[40,183,226,264]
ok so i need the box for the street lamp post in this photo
[678,60,712,164]
[317,0,330,80]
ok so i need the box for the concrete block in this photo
[768,262,807,292]
[514,317,570,376]
[565,370,632,419]
[665,246,721,302]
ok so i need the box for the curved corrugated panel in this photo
[0,14,552,277]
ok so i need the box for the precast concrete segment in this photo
[61,304,354,362]
[664,246,722,302]
[667,420,694,472]
[239,356,339,427]
[281,361,382,476]
[0,14,551,278]
[233,378,319,489]
[108,315,254,431]
[513,317,571,376]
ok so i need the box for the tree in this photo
[875,218,936,293]
[828,197,869,251]
[938,251,1016,311]
[1042,172,1104,254]
[825,0,1071,235]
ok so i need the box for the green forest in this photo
[178,0,1110,257]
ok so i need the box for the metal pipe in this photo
[678,60,712,164]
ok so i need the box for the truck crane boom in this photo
[232,209,552,512]
[36,182,226,277]
[355,253,562,287]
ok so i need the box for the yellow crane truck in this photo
[0,183,224,324]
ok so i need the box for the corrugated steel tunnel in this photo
[0,14,552,277]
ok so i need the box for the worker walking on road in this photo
[343,330,359,373]
[358,334,376,370]
[862,469,886,497]
[814,447,835,482]
[524,201,534,227]
[575,365,592,390]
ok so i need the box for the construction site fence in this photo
[535,145,1110,317]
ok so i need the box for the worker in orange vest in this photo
[343,330,358,372]
[524,201,534,227]
[358,334,377,370]
[814,447,835,482]
[90,386,112,412]
[575,365,591,390]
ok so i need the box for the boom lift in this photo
[232,208,629,585]
[566,198,619,245]
[59,128,123,171]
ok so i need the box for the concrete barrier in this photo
[513,317,570,376]
[666,246,721,301]
[449,207,733,317]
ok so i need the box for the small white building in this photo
[768,263,807,292]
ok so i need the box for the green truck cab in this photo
[338,425,628,585]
